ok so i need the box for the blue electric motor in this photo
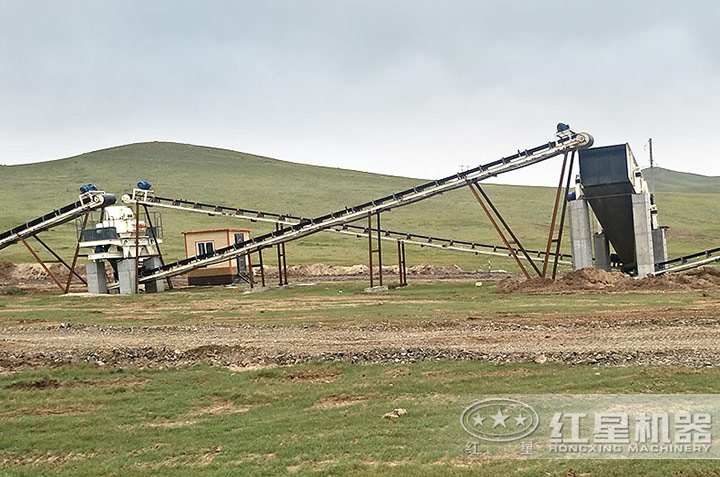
[137,181,152,190]
[80,184,97,193]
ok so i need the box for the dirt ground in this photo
[1,303,720,372]
[2,263,720,372]
[0,261,499,291]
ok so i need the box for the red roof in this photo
[182,228,251,235]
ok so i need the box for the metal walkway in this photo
[123,194,572,265]
[0,191,116,252]
[137,128,593,284]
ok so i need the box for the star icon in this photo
[514,414,527,427]
[473,414,485,426]
[490,408,510,428]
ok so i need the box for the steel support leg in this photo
[248,252,254,289]
[368,213,383,287]
[275,223,288,286]
[473,184,542,276]
[397,240,407,287]
[32,235,87,287]
[20,238,65,291]
[65,214,89,293]
[468,183,530,278]
[551,150,576,279]
[542,151,570,277]
[257,249,266,287]
[143,205,173,290]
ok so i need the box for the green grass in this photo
[1,280,716,327]
[0,142,718,272]
[644,166,720,194]
[1,362,719,476]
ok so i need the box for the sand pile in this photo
[496,267,720,294]
[0,261,84,285]
[0,261,16,281]
[261,263,471,278]
[408,263,465,275]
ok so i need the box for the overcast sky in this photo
[1,1,718,185]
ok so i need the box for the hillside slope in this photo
[642,167,720,194]
[0,142,717,270]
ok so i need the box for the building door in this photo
[234,233,247,272]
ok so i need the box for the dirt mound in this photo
[262,263,469,278]
[0,261,16,282]
[0,262,86,285]
[283,264,370,277]
[408,263,465,275]
[496,267,720,294]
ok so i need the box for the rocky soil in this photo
[2,307,719,372]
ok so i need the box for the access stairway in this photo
[137,128,594,284]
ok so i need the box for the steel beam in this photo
[542,151,570,277]
[473,184,542,276]
[20,238,65,291]
[468,183,530,279]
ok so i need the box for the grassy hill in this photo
[0,142,718,272]
[642,167,720,194]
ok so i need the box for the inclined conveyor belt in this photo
[137,128,593,283]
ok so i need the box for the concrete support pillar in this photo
[652,227,668,266]
[568,199,593,270]
[85,261,108,294]
[143,257,165,294]
[117,259,137,295]
[593,233,611,272]
[631,193,655,278]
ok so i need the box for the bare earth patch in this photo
[280,370,340,383]
[5,375,147,390]
[312,394,371,409]
[1,451,99,469]
[189,395,252,416]
[1,405,103,417]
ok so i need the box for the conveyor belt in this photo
[124,194,572,264]
[0,191,116,252]
[137,128,593,283]
[654,246,720,275]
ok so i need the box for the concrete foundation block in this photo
[142,257,165,294]
[364,285,389,293]
[652,227,668,266]
[85,261,108,294]
[593,233,611,272]
[117,259,137,295]
[568,199,593,270]
[243,286,270,294]
[631,193,655,278]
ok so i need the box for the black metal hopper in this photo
[578,144,638,272]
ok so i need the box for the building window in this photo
[196,241,215,256]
